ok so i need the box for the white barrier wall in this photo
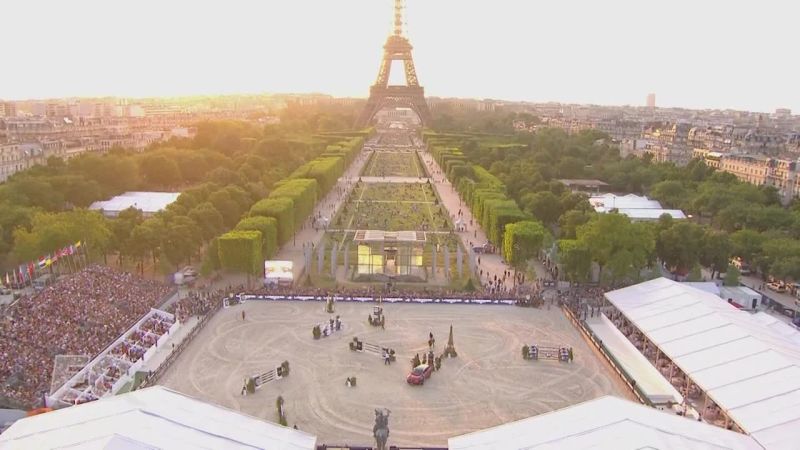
[48,308,178,408]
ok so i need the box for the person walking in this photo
[242,310,246,321]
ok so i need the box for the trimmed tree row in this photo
[219,136,363,274]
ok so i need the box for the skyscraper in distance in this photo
[646,93,656,109]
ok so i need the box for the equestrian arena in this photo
[160,301,633,446]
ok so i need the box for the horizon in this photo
[2,0,799,113]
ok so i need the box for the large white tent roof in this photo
[448,395,762,450]
[586,314,683,405]
[90,191,180,216]
[0,386,317,450]
[589,193,662,211]
[605,278,800,449]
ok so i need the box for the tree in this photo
[700,231,732,279]
[188,202,225,240]
[656,222,706,275]
[502,221,549,270]
[723,264,740,286]
[730,229,765,263]
[649,180,687,209]
[576,213,654,283]
[139,153,182,188]
[110,207,144,261]
[126,220,162,270]
[522,191,561,225]
[160,215,202,270]
[12,210,112,263]
[558,210,592,239]
[559,239,591,282]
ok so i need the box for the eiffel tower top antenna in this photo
[393,0,404,36]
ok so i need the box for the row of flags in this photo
[2,241,83,288]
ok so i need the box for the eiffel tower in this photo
[356,0,432,127]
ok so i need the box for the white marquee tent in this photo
[0,386,317,450]
[90,192,180,218]
[448,395,762,450]
[605,278,800,449]
[586,313,683,406]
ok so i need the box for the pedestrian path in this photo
[275,151,372,280]
[359,176,429,184]
[418,151,518,292]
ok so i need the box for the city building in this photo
[646,93,656,109]
[0,143,44,182]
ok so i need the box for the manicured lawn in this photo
[363,151,423,177]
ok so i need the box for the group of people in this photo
[167,289,221,323]
[0,265,172,408]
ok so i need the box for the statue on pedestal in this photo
[373,408,391,450]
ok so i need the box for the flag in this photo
[38,256,47,269]
[75,241,82,248]
[27,262,35,278]
[51,252,59,264]
[3,273,9,287]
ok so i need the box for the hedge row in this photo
[246,136,362,249]
[432,145,528,246]
[250,197,294,245]
[503,221,550,267]
[235,216,278,259]
[218,230,263,275]
[270,178,318,228]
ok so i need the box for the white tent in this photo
[0,386,317,450]
[448,395,762,450]
[586,313,683,406]
[89,192,180,218]
[605,278,800,449]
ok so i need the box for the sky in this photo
[2,0,799,112]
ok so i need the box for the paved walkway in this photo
[359,176,429,184]
[418,151,518,292]
[275,151,372,280]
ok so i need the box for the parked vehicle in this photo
[406,364,432,385]
[768,281,787,293]
[730,257,751,275]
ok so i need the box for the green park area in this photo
[363,151,425,178]
[332,182,448,232]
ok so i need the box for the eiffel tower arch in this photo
[357,0,432,127]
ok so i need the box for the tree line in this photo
[426,127,798,285]
[0,113,366,275]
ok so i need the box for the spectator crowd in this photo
[0,265,172,408]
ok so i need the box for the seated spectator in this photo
[0,265,171,407]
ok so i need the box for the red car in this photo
[406,364,432,385]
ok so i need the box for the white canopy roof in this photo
[0,386,317,450]
[589,193,662,211]
[616,208,687,220]
[587,313,683,405]
[90,192,180,215]
[448,395,761,450]
[605,278,800,449]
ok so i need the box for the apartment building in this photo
[0,143,44,182]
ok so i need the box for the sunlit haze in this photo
[2,0,799,111]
